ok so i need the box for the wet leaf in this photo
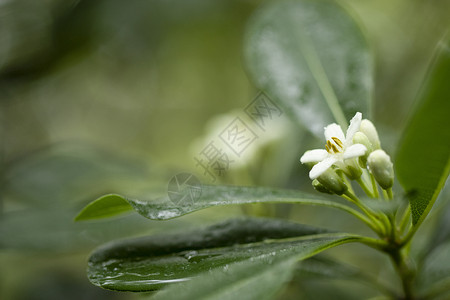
[152,254,298,300]
[75,185,361,222]
[87,218,360,292]
[244,0,372,136]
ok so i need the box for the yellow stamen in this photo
[326,140,333,153]
[331,144,339,153]
[332,137,344,148]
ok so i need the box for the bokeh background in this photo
[1,0,449,299]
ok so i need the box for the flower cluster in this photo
[300,112,394,196]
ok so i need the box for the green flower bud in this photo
[352,132,372,168]
[360,119,381,149]
[367,150,394,190]
[343,158,363,179]
[317,168,348,195]
[312,179,333,194]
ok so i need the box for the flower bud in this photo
[360,119,381,149]
[312,179,333,194]
[343,158,363,179]
[367,150,394,190]
[352,132,372,167]
[317,168,348,195]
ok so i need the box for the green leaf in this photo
[152,253,299,300]
[75,186,369,226]
[87,218,361,292]
[418,241,450,299]
[74,194,133,221]
[294,256,361,279]
[395,36,450,228]
[293,256,396,297]
[243,0,372,135]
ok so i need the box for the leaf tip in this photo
[74,193,131,222]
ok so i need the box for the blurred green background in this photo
[1,0,449,299]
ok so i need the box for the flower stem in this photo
[369,172,380,198]
[356,177,375,198]
[342,191,386,236]
[399,205,411,235]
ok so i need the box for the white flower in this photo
[300,112,367,179]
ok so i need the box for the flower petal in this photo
[343,143,367,159]
[309,157,337,179]
[345,112,362,145]
[300,149,328,163]
[324,123,345,143]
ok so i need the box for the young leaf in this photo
[75,186,369,227]
[243,0,372,135]
[395,36,450,229]
[74,194,133,221]
[87,218,361,292]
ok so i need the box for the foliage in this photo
[74,1,450,299]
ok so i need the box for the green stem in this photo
[341,174,355,195]
[402,226,418,247]
[369,172,380,198]
[386,188,394,200]
[354,235,389,251]
[388,248,415,300]
[388,214,398,243]
[356,177,375,198]
[399,205,411,236]
[342,192,386,236]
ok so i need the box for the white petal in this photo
[309,157,337,179]
[300,149,328,163]
[324,123,345,142]
[345,112,362,145]
[343,143,367,159]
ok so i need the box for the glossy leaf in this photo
[152,253,299,300]
[87,218,361,292]
[395,36,450,228]
[75,185,367,224]
[244,0,372,136]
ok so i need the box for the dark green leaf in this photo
[75,185,365,222]
[87,218,360,292]
[152,253,299,300]
[395,36,450,227]
[244,0,372,135]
